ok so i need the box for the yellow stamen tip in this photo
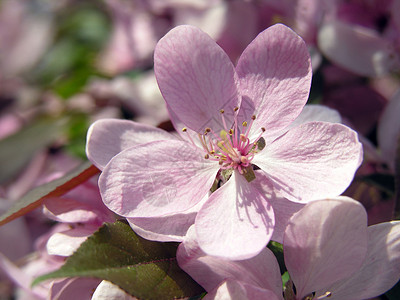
[234,106,239,112]
[242,121,248,127]
[220,109,225,114]
[182,127,187,132]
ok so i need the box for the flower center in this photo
[184,107,265,182]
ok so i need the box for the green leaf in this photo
[33,221,204,299]
[267,241,286,274]
[0,117,69,184]
[281,271,290,288]
[0,161,99,226]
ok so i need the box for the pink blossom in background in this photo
[177,197,400,300]
[92,24,363,260]
[317,0,400,76]
[0,0,54,77]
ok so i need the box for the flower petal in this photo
[49,277,101,300]
[92,280,134,300]
[204,280,281,300]
[99,140,218,217]
[86,119,174,170]
[126,195,207,242]
[318,21,400,76]
[253,122,363,202]
[236,23,312,140]
[195,171,275,260]
[324,221,400,300]
[177,226,282,296]
[154,25,240,133]
[284,197,368,298]
[249,170,305,244]
[46,226,97,257]
[271,104,342,145]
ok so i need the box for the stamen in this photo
[316,292,332,299]
[196,108,266,181]
[182,127,197,147]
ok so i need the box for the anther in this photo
[251,115,256,120]
[261,127,266,132]
[316,291,332,299]
[182,127,187,132]
[205,154,209,159]
[240,134,247,142]
[234,106,239,112]
[242,121,248,127]
[229,129,233,135]
[220,109,225,114]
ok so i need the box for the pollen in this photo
[195,107,266,181]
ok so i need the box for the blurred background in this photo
[1,0,400,299]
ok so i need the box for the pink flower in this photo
[94,24,362,259]
[177,197,400,300]
[317,0,400,76]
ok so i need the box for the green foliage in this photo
[33,221,205,299]
[267,241,286,275]
[30,3,110,98]
[65,113,90,158]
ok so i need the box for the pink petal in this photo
[86,119,174,170]
[154,25,240,133]
[253,122,363,202]
[272,104,342,142]
[49,277,101,300]
[318,21,400,76]
[236,23,312,141]
[290,104,342,127]
[92,280,135,300]
[204,280,282,300]
[99,140,218,217]
[177,226,282,296]
[126,196,207,242]
[0,252,37,295]
[195,171,275,260]
[46,226,97,257]
[249,170,305,244]
[43,197,102,224]
[269,197,305,244]
[377,89,400,170]
[324,221,400,300]
[284,197,368,299]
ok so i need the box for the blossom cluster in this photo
[0,1,400,299]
